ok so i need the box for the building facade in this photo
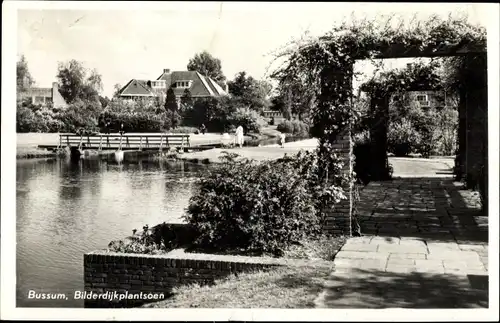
[18,82,68,109]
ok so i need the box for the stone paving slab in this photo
[318,177,489,308]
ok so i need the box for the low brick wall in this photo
[84,249,330,308]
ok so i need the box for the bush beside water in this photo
[184,151,346,256]
[108,151,348,257]
[276,120,310,137]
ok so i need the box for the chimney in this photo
[52,82,59,96]
[163,69,170,74]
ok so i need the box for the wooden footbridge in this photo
[38,133,221,152]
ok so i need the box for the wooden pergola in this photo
[273,17,488,234]
[363,41,487,189]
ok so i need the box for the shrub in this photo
[431,106,458,156]
[387,118,421,156]
[17,104,44,132]
[228,108,265,134]
[184,150,346,256]
[58,102,100,133]
[108,225,163,254]
[98,111,169,132]
[16,100,66,133]
[169,126,199,134]
[276,120,310,137]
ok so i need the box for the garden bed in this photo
[107,223,346,262]
[102,222,344,308]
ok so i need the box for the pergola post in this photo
[369,94,390,181]
[456,86,467,180]
[464,53,487,191]
[325,125,354,236]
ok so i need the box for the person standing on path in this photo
[235,126,244,148]
[279,133,286,148]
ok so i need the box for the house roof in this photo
[119,70,227,98]
[119,79,155,97]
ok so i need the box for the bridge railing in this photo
[58,133,191,151]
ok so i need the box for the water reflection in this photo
[16,157,205,307]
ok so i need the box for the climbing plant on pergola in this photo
[272,14,486,183]
[271,15,488,230]
[358,61,444,180]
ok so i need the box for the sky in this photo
[16,2,487,97]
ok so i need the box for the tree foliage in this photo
[17,55,35,93]
[185,150,347,256]
[271,14,485,180]
[180,88,194,110]
[113,83,123,98]
[187,51,226,87]
[56,60,103,104]
[227,71,272,112]
[165,87,181,129]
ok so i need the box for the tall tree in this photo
[99,96,110,109]
[187,51,226,87]
[180,88,194,110]
[113,83,123,98]
[17,55,35,93]
[165,87,180,129]
[56,60,103,104]
[227,71,271,112]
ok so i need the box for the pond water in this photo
[16,157,206,308]
[244,135,308,147]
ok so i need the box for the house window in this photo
[416,94,427,102]
[176,81,191,88]
[34,96,45,104]
[151,81,165,88]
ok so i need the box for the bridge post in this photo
[139,136,143,151]
[159,134,163,152]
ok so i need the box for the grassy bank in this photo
[142,264,332,308]
[177,138,319,164]
[114,233,344,309]
[17,147,56,159]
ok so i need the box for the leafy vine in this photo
[270,14,486,233]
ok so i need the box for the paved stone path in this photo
[179,139,318,163]
[316,177,489,308]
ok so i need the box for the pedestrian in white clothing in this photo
[235,126,244,148]
[279,133,286,148]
